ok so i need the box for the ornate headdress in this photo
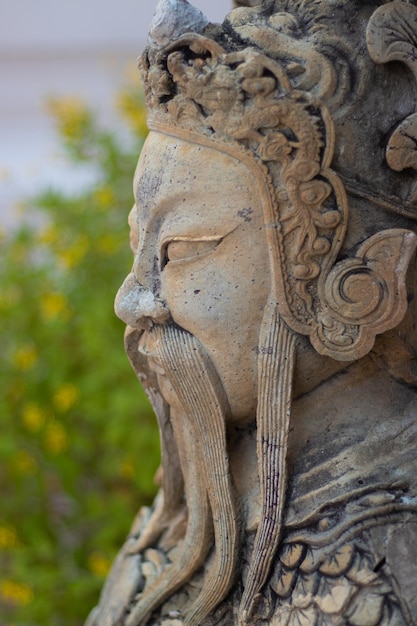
[132,1,417,624]
[141,0,417,361]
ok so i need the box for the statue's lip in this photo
[147,356,166,376]
[138,339,166,375]
[137,330,165,374]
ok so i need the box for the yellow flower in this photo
[44,422,69,454]
[13,450,38,475]
[38,225,59,246]
[46,96,90,142]
[22,403,46,432]
[57,236,88,269]
[88,552,112,578]
[41,292,70,321]
[0,525,20,550]
[0,580,33,606]
[94,186,114,209]
[53,383,79,413]
[14,345,37,371]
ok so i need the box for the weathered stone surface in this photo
[88,1,417,624]
[385,522,417,620]
[148,0,208,46]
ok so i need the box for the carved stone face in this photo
[116,131,271,422]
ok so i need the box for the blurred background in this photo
[0,1,228,624]
[0,0,226,228]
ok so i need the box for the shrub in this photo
[0,87,160,625]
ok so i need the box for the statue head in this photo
[114,1,417,624]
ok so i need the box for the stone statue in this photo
[86,1,417,624]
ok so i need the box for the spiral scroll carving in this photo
[311,229,417,360]
[327,263,384,323]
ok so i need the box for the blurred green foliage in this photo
[0,87,160,624]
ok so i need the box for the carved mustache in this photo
[125,324,239,626]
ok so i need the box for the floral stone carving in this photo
[86,1,417,625]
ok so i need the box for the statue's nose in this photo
[114,273,169,329]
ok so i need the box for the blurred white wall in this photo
[0,0,230,226]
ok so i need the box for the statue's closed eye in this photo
[161,237,222,269]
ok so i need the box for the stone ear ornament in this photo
[313,229,417,361]
[367,2,417,186]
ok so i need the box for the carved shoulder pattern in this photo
[262,539,407,626]
[113,490,417,626]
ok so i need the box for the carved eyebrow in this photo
[159,234,224,247]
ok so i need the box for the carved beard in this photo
[125,324,239,626]
[125,308,296,626]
